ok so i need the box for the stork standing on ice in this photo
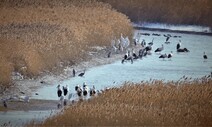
[63,85,69,98]
[75,85,82,97]
[90,85,96,96]
[176,40,181,50]
[57,85,62,98]
[57,84,63,108]
[83,82,89,96]
[62,85,69,106]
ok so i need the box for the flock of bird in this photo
[1,32,209,109]
[54,32,209,108]
[56,82,97,108]
[109,32,208,64]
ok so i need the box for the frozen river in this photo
[33,29,212,100]
[1,29,212,126]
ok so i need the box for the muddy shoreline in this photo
[0,45,132,111]
[0,99,59,111]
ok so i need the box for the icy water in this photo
[1,29,212,126]
[0,110,58,126]
[133,22,211,33]
[33,29,212,100]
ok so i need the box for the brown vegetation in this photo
[99,0,212,27]
[0,0,133,86]
[38,77,212,126]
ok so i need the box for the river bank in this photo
[0,45,130,111]
[38,77,212,126]
[1,27,212,126]
[1,25,212,110]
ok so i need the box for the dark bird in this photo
[132,49,139,59]
[73,69,76,77]
[75,85,79,91]
[57,103,62,109]
[40,81,45,84]
[107,51,111,58]
[159,53,168,60]
[63,99,67,106]
[155,44,164,53]
[148,38,154,46]
[203,52,208,59]
[138,49,145,58]
[134,38,139,46]
[57,85,62,98]
[145,45,152,52]
[63,85,69,97]
[20,91,25,94]
[122,56,133,64]
[132,52,137,58]
[141,33,150,36]
[141,39,146,47]
[152,33,160,36]
[127,56,133,64]
[184,48,189,52]
[176,43,181,50]
[90,85,96,96]
[124,52,128,60]
[164,34,172,38]
[166,36,170,42]
[3,100,7,108]
[78,70,85,77]
[176,40,181,50]
[133,54,139,59]
[167,34,172,37]
[168,51,173,59]
[75,85,82,97]
[83,82,89,96]
[177,48,189,52]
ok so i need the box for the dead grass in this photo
[100,0,212,27]
[37,77,212,126]
[0,0,133,86]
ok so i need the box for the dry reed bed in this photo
[0,0,133,86]
[100,0,212,27]
[38,77,212,126]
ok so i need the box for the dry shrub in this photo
[0,0,133,85]
[0,38,45,78]
[0,52,12,86]
[39,77,212,126]
[23,49,45,77]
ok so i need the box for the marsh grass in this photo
[100,0,212,27]
[38,77,212,126]
[0,0,133,86]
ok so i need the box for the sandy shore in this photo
[0,45,137,111]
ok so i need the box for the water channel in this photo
[1,27,212,126]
